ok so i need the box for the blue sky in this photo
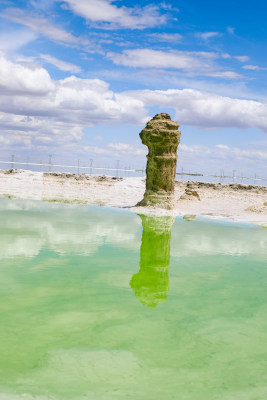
[0,0,266,177]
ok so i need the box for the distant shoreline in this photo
[0,169,266,227]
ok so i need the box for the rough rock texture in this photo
[137,113,181,209]
[130,215,174,308]
[245,204,267,214]
[179,188,201,201]
[4,169,19,174]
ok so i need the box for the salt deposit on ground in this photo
[0,169,266,227]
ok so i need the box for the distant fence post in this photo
[48,155,52,172]
[116,160,120,178]
[232,169,236,182]
[2,158,265,184]
[11,154,15,169]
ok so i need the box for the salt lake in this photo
[0,198,266,399]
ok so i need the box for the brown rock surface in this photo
[245,204,267,214]
[179,188,201,201]
[137,113,181,209]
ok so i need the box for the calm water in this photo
[0,198,266,400]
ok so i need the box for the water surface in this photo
[0,198,266,399]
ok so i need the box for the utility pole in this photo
[232,169,236,182]
[116,160,120,178]
[49,155,52,172]
[10,154,15,170]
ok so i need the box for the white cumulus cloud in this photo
[196,32,220,40]
[128,88,267,132]
[235,56,249,62]
[59,0,167,29]
[40,54,82,74]
[1,54,267,154]
[107,48,217,69]
[2,8,79,44]
[242,65,267,71]
[0,53,55,94]
[107,142,146,155]
[0,29,37,53]
[0,54,147,149]
[107,48,242,79]
[148,33,183,42]
[1,8,94,50]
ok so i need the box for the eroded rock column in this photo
[137,113,181,209]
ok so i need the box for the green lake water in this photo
[0,198,266,400]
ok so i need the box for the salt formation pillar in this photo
[130,215,174,308]
[138,113,181,209]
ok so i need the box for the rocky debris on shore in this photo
[179,188,201,201]
[176,180,267,193]
[3,169,20,174]
[43,172,122,182]
[245,203,267,214]
[44,172,90,180]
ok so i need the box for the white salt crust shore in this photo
[0,169,266,227]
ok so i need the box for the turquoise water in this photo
[0,198,266,400]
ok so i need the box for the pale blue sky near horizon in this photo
[0,0,266,177]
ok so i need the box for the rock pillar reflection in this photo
[130,214,175,307]
[137,113,181,209]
